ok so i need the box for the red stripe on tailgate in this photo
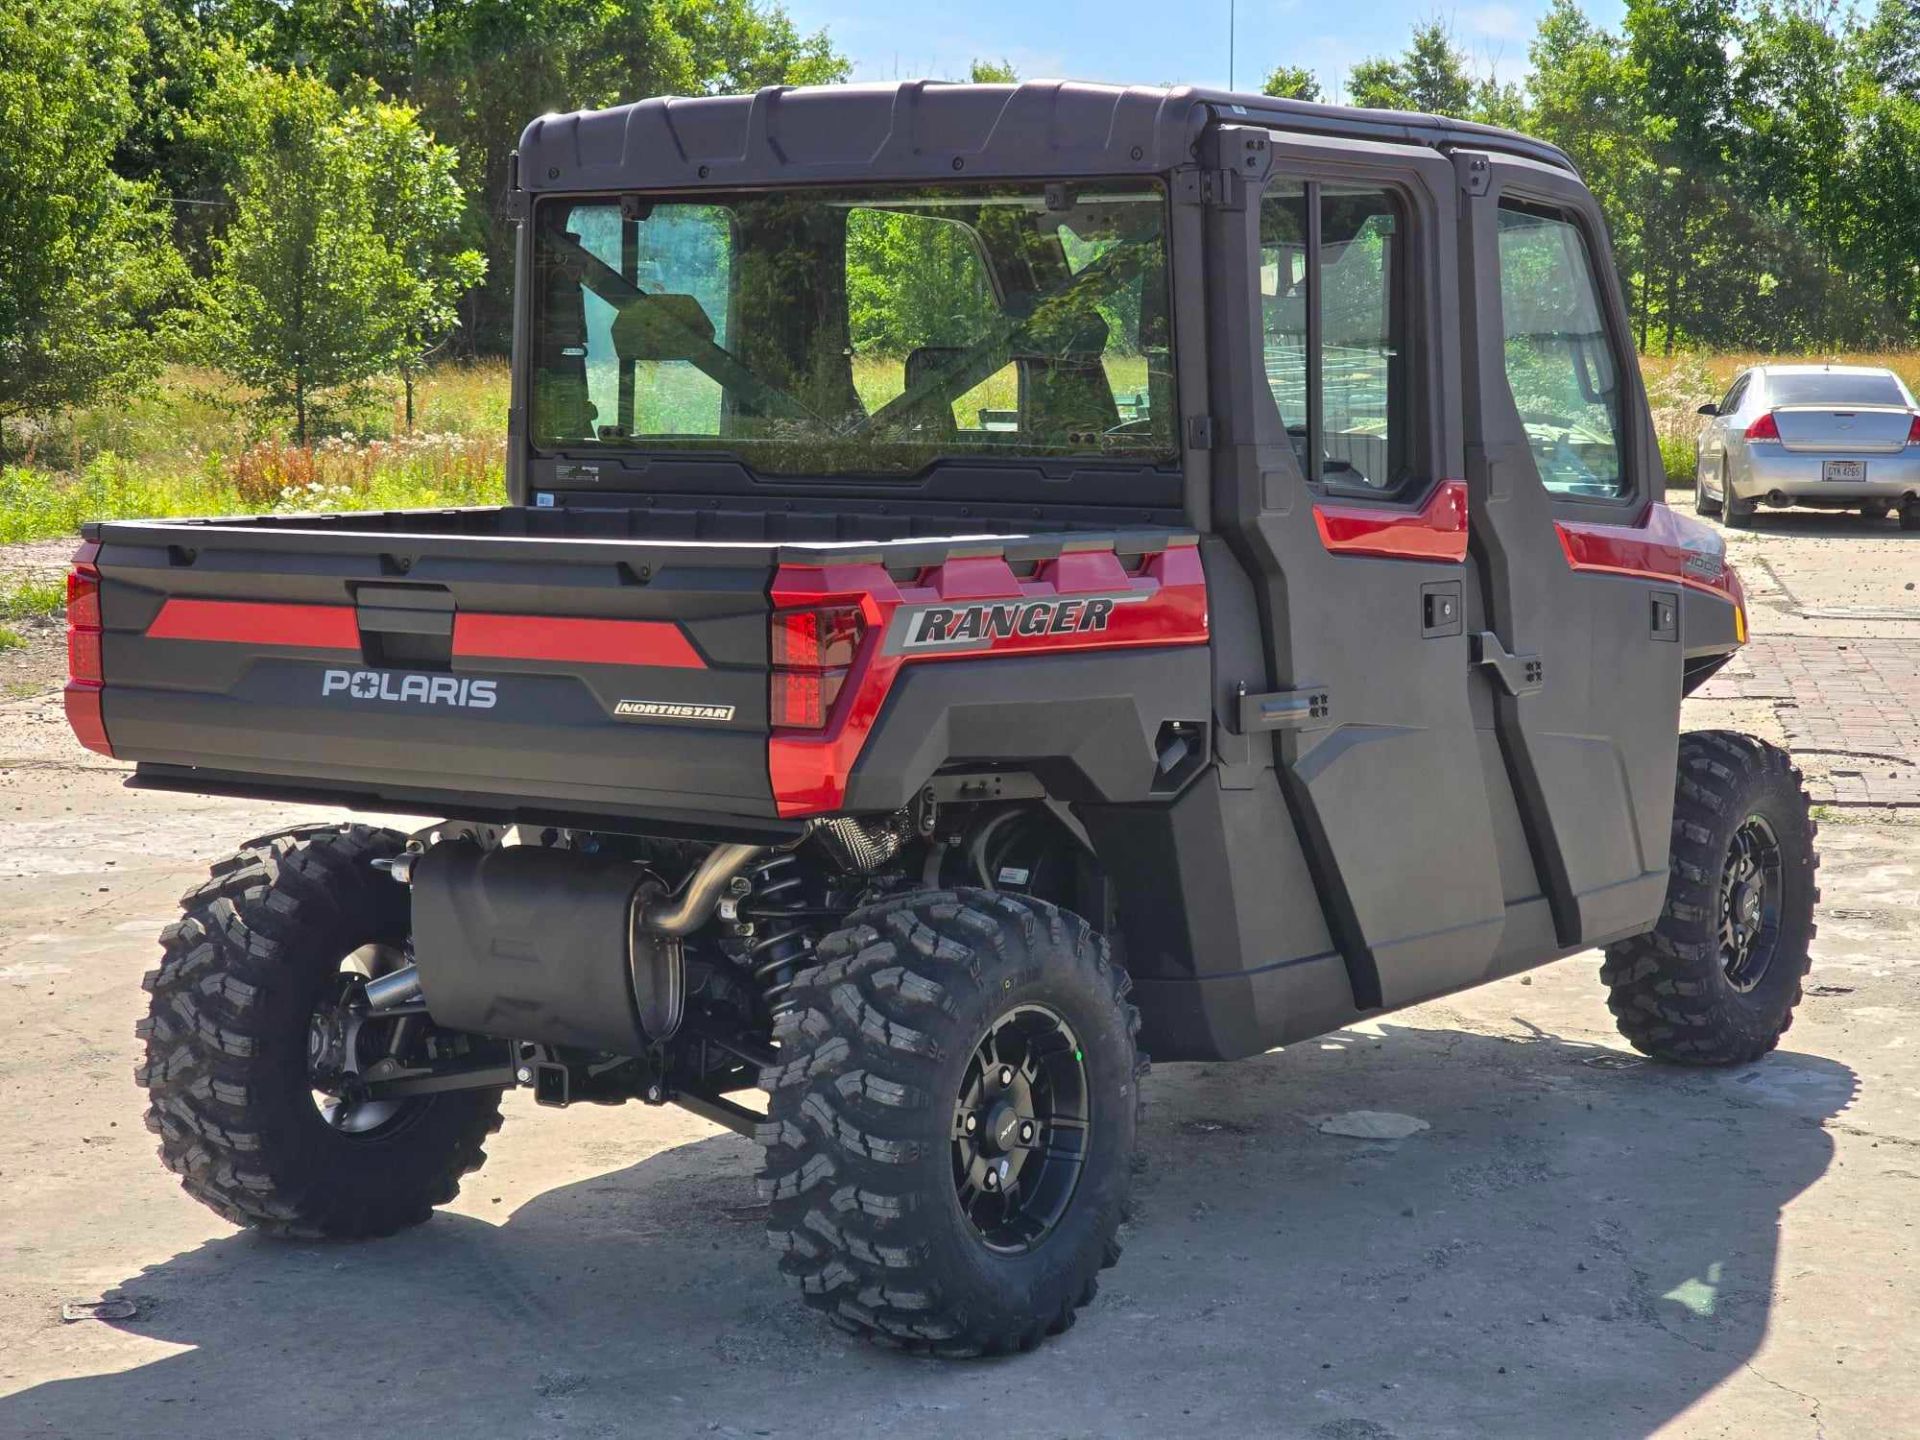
[452,614,705,669]
[1313,479,1469,561]
[146,598,360,649]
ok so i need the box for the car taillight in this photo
[770,604,864,729]
[1745,411,1780,441]
[1907,413,1920,446]
[65,561,112,756]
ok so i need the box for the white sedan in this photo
[1694,364,1920,529]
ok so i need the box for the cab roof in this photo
[516,79,1575,195]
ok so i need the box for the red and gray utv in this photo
[70,80,1817,1355]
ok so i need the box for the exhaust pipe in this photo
[404,840,764,1055]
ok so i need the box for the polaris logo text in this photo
[892,593,1143,653]
[613,700,736,722]
[320,669,498,709]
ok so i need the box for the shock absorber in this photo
[739,852,814,1015]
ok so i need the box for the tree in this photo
[1349,20,1476,116]
[1261,65,1321,102]
[0,0,183,454]
[969,59,1019,83]
[352,101,486,428]
[409,0,848,352]
[199,69,408,442]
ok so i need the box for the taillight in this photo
[1906,413,1920,446]
[64,560,112,756]
[1745,411,1780,441]
[770,604,865,729]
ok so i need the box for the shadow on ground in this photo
[3,1022,1854,1440]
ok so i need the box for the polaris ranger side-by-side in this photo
[72,82,1819,1355]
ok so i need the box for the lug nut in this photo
[997,1066,1013,1087]
[1019,1121,1035,1144]
[983,1168,998,1189]
[515,1066,534,1085]
[964,1114,978,1134]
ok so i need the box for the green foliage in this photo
[1350,21,1477,116]
[1658,432,1695,488]
[351,101,488,425]
[0,577,66,621]
[1261,66,1321,102]
[969,59,1019,84]
[0,0,185,453]
[197,69,409,442]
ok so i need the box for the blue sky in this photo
[780,0,1630,100]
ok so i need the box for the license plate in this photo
[1824,459,1866,482]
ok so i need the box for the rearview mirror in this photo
[1697,402,1719,417]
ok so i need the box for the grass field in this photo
[2,352,1913,546]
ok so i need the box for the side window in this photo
[1260,181,1409,493]
[1495,202,1628,499]
[1720,374,1749,415]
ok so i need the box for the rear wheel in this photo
[1861,501,1891,522]
[1601,733,1818,1066]
[756,889,1142,1355]
[1724,468,1757,528]
[1695,461,1722,517]
[1901,503,1920,532]
[136,824,503,1237]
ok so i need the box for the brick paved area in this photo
[1699,635,1920,805]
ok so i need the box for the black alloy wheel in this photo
[950,1004,1090,1255]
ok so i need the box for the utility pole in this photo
[1229,0,1236,90]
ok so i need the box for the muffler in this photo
[407,840,761,1055]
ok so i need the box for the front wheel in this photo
[136,824,504,1237]
[1601,733,1819,1066]
[756,890,1142,1355]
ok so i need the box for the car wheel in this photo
[1724,465,1755,528]
[1696,461,1722,517]
[1861,502,1891,522]
[1901,504,1920,532]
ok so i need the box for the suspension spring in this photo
[741,852,814,1014]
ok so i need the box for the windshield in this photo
[1765,372,1909,407]
[528,181,1175,476]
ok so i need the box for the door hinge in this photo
[505,189,529,222]
[1234,683,1332,733]
[1186,414,1216,451]
[1454,150,1493,197]
[1173,167,1247,210]
[1471,632,1543,696]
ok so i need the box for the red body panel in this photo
[768,542,1209,817]
[451,613,705,669]
[146,598,360,651]
[1555,501,1745,607]
[1314,479,1468,562]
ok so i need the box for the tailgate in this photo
[87,519,782,823]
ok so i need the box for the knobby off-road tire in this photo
[755,890,1143,1356]
[136,823,502,1237]
[1601,733,1819,1066]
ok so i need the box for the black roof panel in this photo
[516,80,1574,194]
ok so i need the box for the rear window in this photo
[1765,372,1908,407]
[528,181,1175,477]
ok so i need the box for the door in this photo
[1452,151,1681,948]
[1200,124,1510,1010]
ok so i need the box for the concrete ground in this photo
[1,498,1916,1439]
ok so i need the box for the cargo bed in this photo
[80,505,1200,835]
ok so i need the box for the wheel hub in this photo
[951,1004,1090,1254]
[1719,816,1784,993]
